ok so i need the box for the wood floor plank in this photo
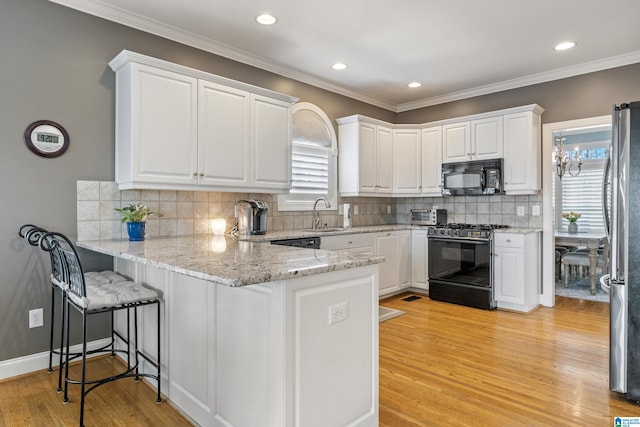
[379,294,640,426]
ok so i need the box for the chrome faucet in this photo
[312,197,331,230]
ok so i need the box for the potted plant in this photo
[115,204,155,241]
[562,211,581,234]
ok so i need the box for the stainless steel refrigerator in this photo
[602,101,640,401]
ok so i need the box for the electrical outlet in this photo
[29,308,44,328]
[517,206,525,216]
[532,205,540,216]
[387,205,391,214]
[353,205,359,215]
[338,204,344,215]
[329,302,349,325]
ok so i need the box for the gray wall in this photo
[2,0,640,364]
[0,0,391,363]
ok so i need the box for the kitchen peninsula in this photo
[78,235,382,427]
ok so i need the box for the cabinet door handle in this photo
[506,239,511,242]
[200,173,204,177]
[193,173,198,177]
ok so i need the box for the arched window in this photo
[278,102,337,211]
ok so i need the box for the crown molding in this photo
[49,0,640,114]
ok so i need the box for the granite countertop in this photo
[77,235,384,287]
[494,227,542,234]
[238,224,413,242]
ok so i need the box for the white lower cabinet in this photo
[493,231,541,312]
[374,231,413,297]
[114,258,378,427]
[411,229,429,290]
[321,230,410,297]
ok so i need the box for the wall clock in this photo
[24,120,70,158]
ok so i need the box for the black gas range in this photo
[427,223,509,310]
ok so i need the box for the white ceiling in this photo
[51,0,640,112]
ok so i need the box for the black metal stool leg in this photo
[134,305,140,381]
[79,310,88,427]
[57,291,66,393]
[48,288,56,373]
[63,295,71,404]
[156,300,162,403]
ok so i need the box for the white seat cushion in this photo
[52,270,128,291]
[562,252,605,267]
[69,280,159,310]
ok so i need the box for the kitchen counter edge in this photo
[77,235,384,287]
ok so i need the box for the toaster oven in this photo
[410,209,448,226]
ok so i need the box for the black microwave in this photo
[441,159,503,196]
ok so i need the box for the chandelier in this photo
[554,135,582,179]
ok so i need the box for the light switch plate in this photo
[532,205,540,216]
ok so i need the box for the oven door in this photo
[428,237,491,287]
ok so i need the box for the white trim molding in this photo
[0,338,112,381]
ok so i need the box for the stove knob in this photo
[453,230,459,236]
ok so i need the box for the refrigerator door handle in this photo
[602,153,612,242]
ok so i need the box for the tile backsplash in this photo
[77,180,542,241]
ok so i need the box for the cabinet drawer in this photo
[320,233,376,250]
[494,233,524,248]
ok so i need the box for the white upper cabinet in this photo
[339,105,542,198]
[421,126,443,196]
[251,94,293,190]
[109,50,297,192]
[338,116,392,196]
[393,128,422,195]
[114,63,199,187]
[472,116,503,159]
[198,80,250,187]
[442,116,503,163]
[503,107,543,195]
[442,122,471,162]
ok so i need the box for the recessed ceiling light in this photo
[332,63,348,70]
[554,41,576,51]
[408,82,422,88]
[256,14,277,25]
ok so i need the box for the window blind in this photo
[290,143,329,194]
[559,161,606,231]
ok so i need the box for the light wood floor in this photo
[379,293,640,426]
[0,356,192,426]
[1,295,638,426]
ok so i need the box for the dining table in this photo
[555,230,607,295]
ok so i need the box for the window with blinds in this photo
[554,140,609,231]
[291,143,329,194]
[278,102,337,211]
[558,160,606,231]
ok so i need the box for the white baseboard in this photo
[0,338,113,381]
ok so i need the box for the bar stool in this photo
[19,224,129,393]
[39,231,162,427]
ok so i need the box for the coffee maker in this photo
[236,200,268,235]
